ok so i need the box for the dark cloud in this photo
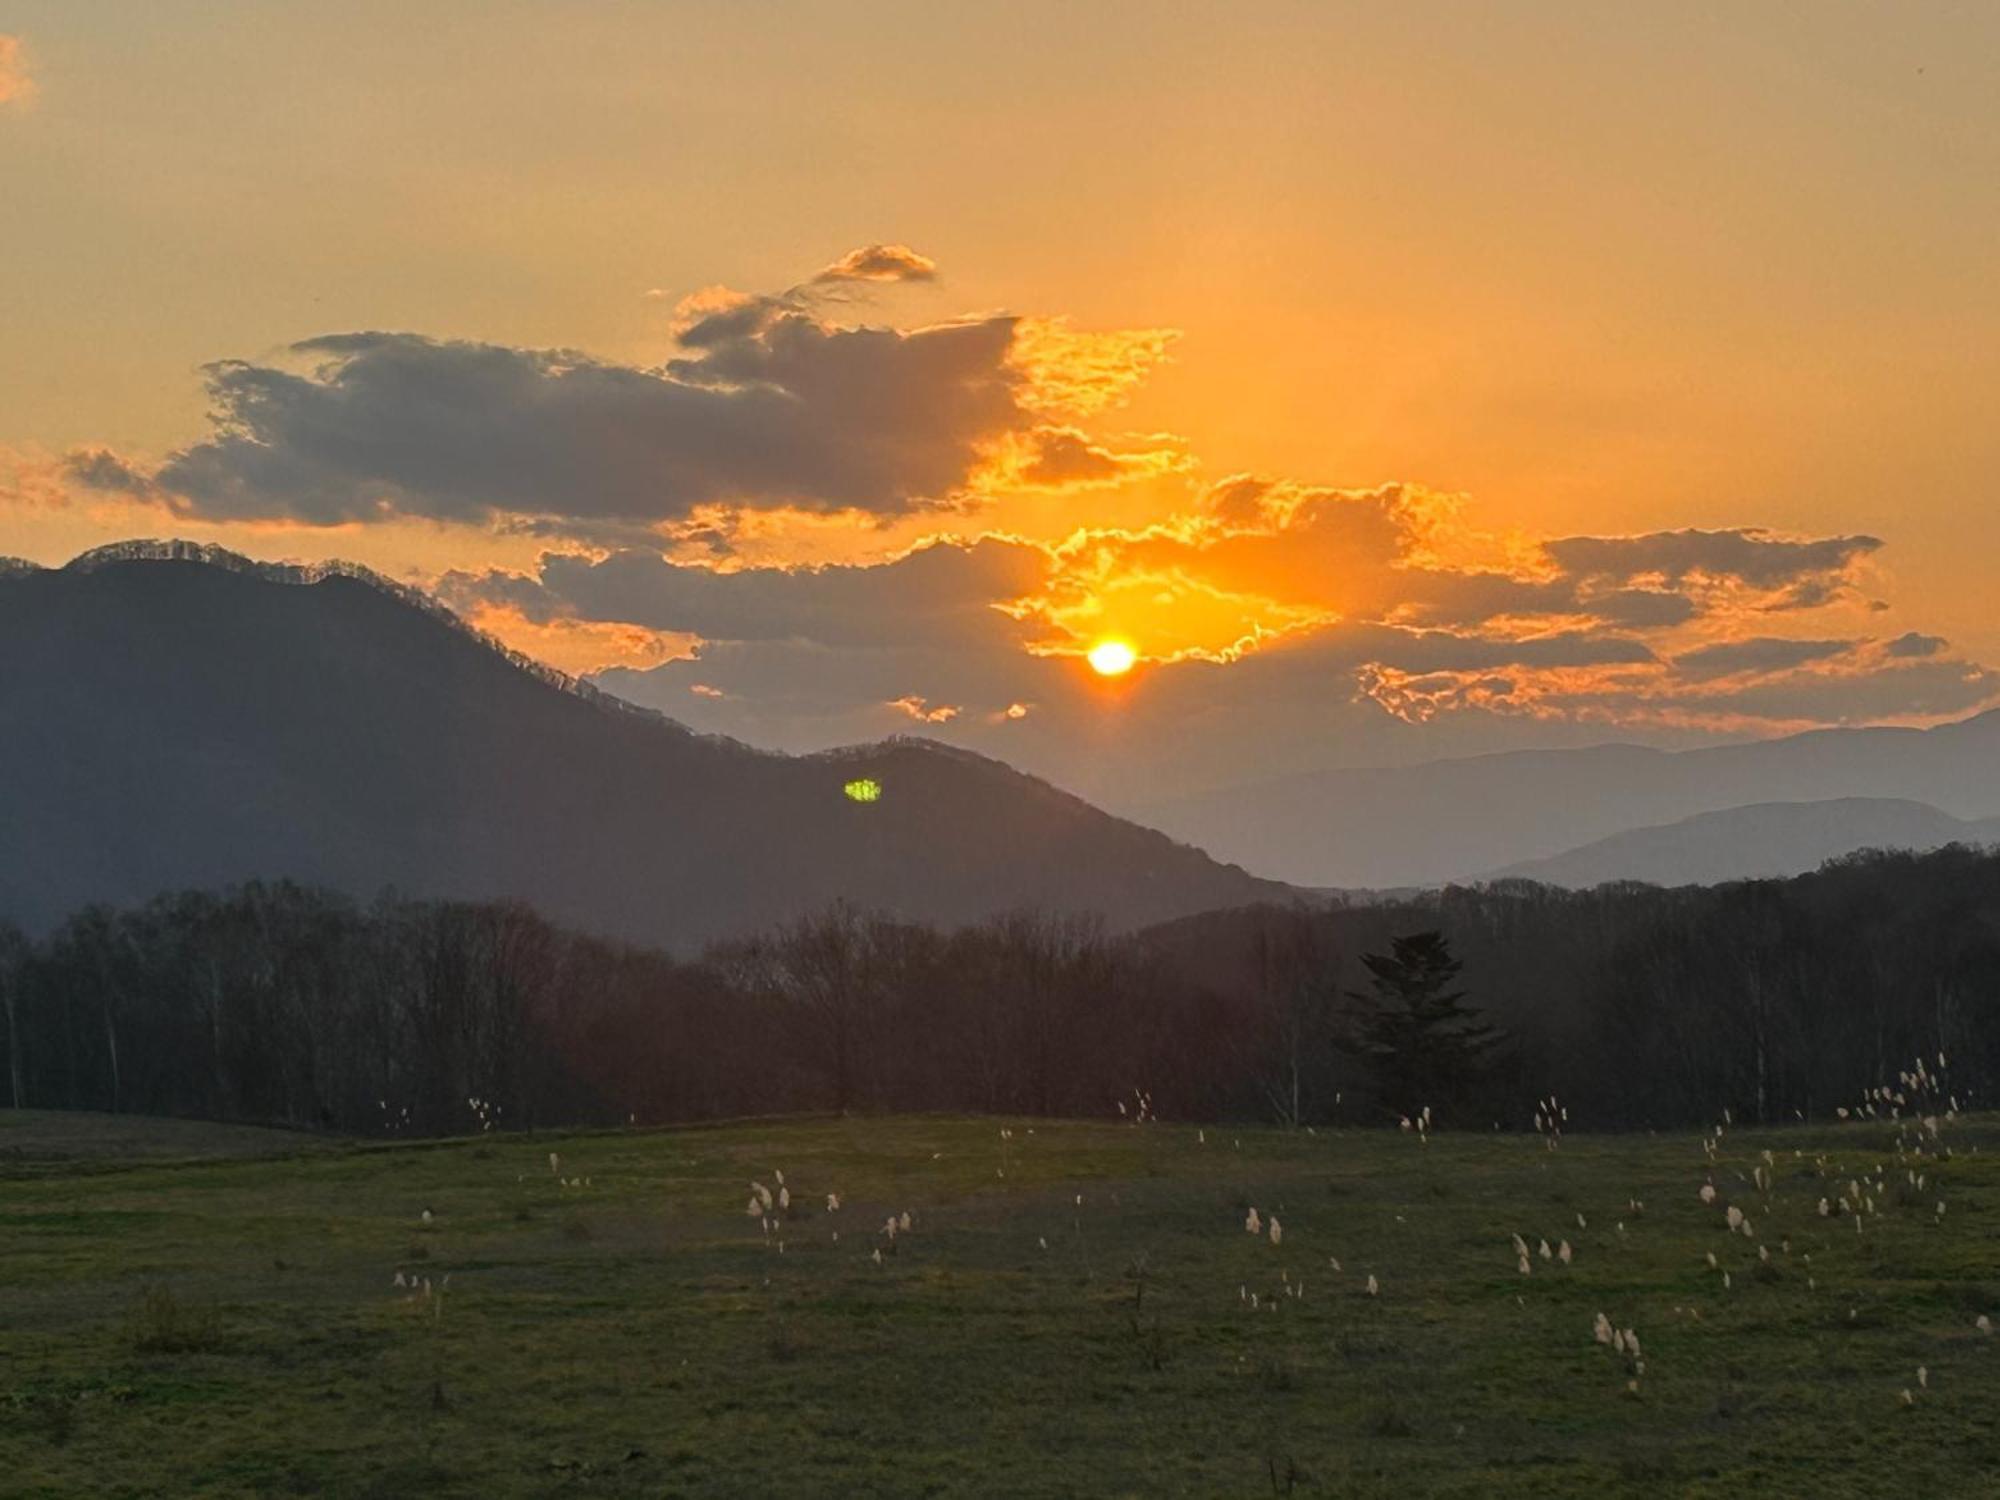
[1885,631,1948,659]
[1619,657,1998,725]
[116,319,1027,526]
[1542,528,1880,590]
[1683,658,2000,723]
[62,446,156,496]
[448,537,1049,652]
[1016,426,1168,490]
[1671,636,1856,680]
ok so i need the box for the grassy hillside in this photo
[4,1110,1997,1497]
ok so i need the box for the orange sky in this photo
[4,4,1997,800]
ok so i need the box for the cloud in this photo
[1885,630,1947,659]
[1029,482,1875,660]
[811,243,939,284]
[1541,528,1881,592]
[889,694,959,723]
[0,35,33,109]
[63,447,157,496]
[445,536,1049,651]
[97,319,1023,526]
[39,239,1992,786]
[73,255,1180,533]
[1671,636,1856,680]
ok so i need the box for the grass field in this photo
[3,1106,1998,1498]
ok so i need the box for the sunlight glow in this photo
[1086,639,1137,677]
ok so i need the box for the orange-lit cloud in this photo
[0,35,33,109]
[889,694,959,723]
[811,243,939,285]
[24,245,1998,798]
[457,601,692,677]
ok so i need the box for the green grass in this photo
[3,1109,1997,1497]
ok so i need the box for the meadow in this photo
[3,1102,1997,1498]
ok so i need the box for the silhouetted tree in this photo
[1343,931,1499,1118]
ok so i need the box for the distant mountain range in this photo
[1485,797,2000,889]
[1135,713,2000,889]
[0,543,1289,948]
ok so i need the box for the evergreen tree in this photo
[1343,931,1499,1117]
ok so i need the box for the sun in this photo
[1086,639,1137,677]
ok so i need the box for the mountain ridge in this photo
[0,544,1292,947]
[1485,796,2000,890]
[1132,710,2000,887]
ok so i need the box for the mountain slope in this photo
[1132,712,2000,888]
[1486,797,2000,889]
[0,543,1290,946]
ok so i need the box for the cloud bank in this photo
[52,245,2000,796]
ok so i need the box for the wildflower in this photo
[1269,1218,1283,1246]
[1901,1388,1914,1406]
[1539,1239,1553,1261]
[1918,1366,1929,1390]
[1246,1208,1262,1235]
[827,1193,841,1212]
[420,1208,432,1224]
[872,1248,882,1266]
[393,1272,407,1288]
[884,1216,898,1239]
[1559,1240,1573,1265]
[1576,1213,1587,1230]
[1518,1254,1532,1276]
[1366,1274,1379,1296]
[745,1195,762,1216]
[548,1152,560,1173]
[1039,1237,1048,1251]
[1706,1251,1718,1270]
[1976,1315,1992,1336]
[778,1187,790,1211]
[1726,1205,1743,1230]
[1593,1312,1613,1345]
[1329,1256,1342,1273]
[1699,1184,1717,1205]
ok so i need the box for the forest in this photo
[3,844,1995,1137]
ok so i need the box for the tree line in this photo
[2,845,1995,1136]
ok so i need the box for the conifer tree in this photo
[1343,931,1499,1116]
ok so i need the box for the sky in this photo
[4,3,1998,810]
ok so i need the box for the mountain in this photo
[0,542,1290,947]
[1131,712,2000,889]
[1485,797,2000,889]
